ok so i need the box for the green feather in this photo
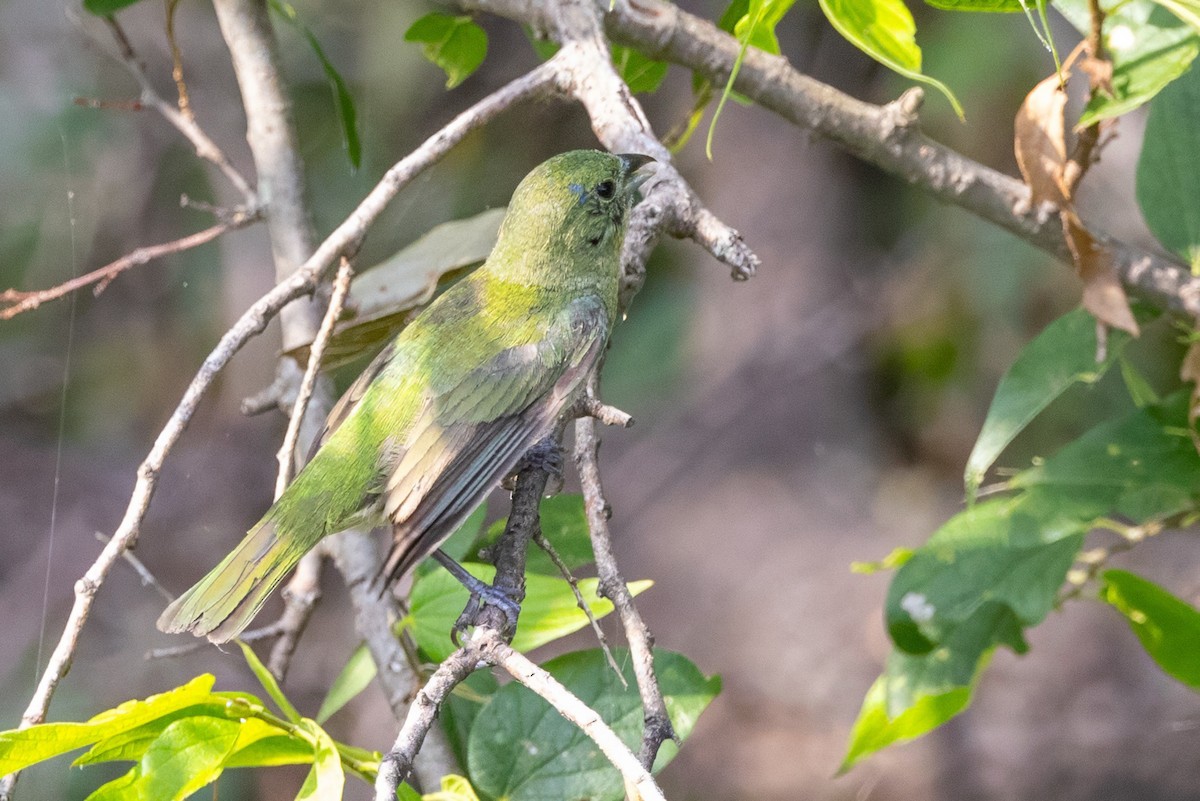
[157,150,651,643]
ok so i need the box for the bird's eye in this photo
[595,179,616,200]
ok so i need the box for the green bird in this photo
[157,150,652,643]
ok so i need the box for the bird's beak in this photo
[618,153,657,197]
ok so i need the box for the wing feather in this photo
[378,295,608,582]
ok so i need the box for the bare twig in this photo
[103,18,255,206]
[575,382,677,768]
[146,621,285,660]
[374,627,668,801]
[574,394,635,428]
[588,0,1200,317]
[491,635,666,801]
[0,218,252,319]
[96,532,173,603]
[264,257,355,680]
[275,256,355,495]
[533,529,626,683]
[164,0,193,122]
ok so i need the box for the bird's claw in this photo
[449,583,522,646]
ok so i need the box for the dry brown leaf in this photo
[1079,55,1114,96]
[1015,72,1071,207]
[1061,210,1139,336]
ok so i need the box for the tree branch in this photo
[597,0,1200,317]
[0,217,254,319]
[103,17,256,207]
[576,378,676,769]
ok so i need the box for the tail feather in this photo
[156,516,305,643]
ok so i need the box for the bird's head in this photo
[491,150,655,278]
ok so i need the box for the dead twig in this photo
[1,218,252,320]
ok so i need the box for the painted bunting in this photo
[158,150,653,643]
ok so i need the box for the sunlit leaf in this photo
[0,675,221,774]
[841,626,992,770]
[1056,0,1200,126]
[316,644,378,724]
[1014,72,1069,207]
[295,720,345,801]
[238,641,302,723]
[924,0,1023,10]
[409,563,651,662]
[405,13,488,89]
[85,717,241,801]
[1102,570,1200,688]
[818,0,964,117]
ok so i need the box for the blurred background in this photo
[3,1,1199,799]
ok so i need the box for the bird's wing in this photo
[306,339,400,460]
[378,294,608,583]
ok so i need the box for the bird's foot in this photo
[501,437,564,493]
[432,550,522,645]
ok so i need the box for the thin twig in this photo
[532,529,626,684]
[96,531,173,603]
[146,622,285,660]
[0,219,251,320]
[490,635,667,801]
[575,388,677,769]
[264,257,355,680]
[103,18,256,206]
[574,394,635,428]
[583,0,1199,316]
[275,256,354,495]
[164,0,193,122]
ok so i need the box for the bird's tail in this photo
[156,514,306,644]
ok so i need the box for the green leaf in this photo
[238,641,302,723]
[612,46,669,93]
[222,731,315,769]
[296,720,345,801]
[1151,0,1200,34]
[269,0,361,169]
[85,716,241,801]
[842,620,994,770]
[1102,569,1200,688]
[924,0,1023,10]
[479,495,594,575]
[397,782,423,801]
[1119,354,1161,408]
[405,13,488,89]
[441,670,500,771]
[316,644,378,724]
[284,208,505,369]
[467,650,719,801]
[0,675,221,773]
[409,563,652,662]
[1136,60,1200,269]
[886,494,1085,653]
[1056,0,1200,126]
[817,0,964,117]
[706,0,795,157]
[964,307,1132,497]
[425,774,481,801]
[1012,391,1200,522]
[82,0,144,15]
